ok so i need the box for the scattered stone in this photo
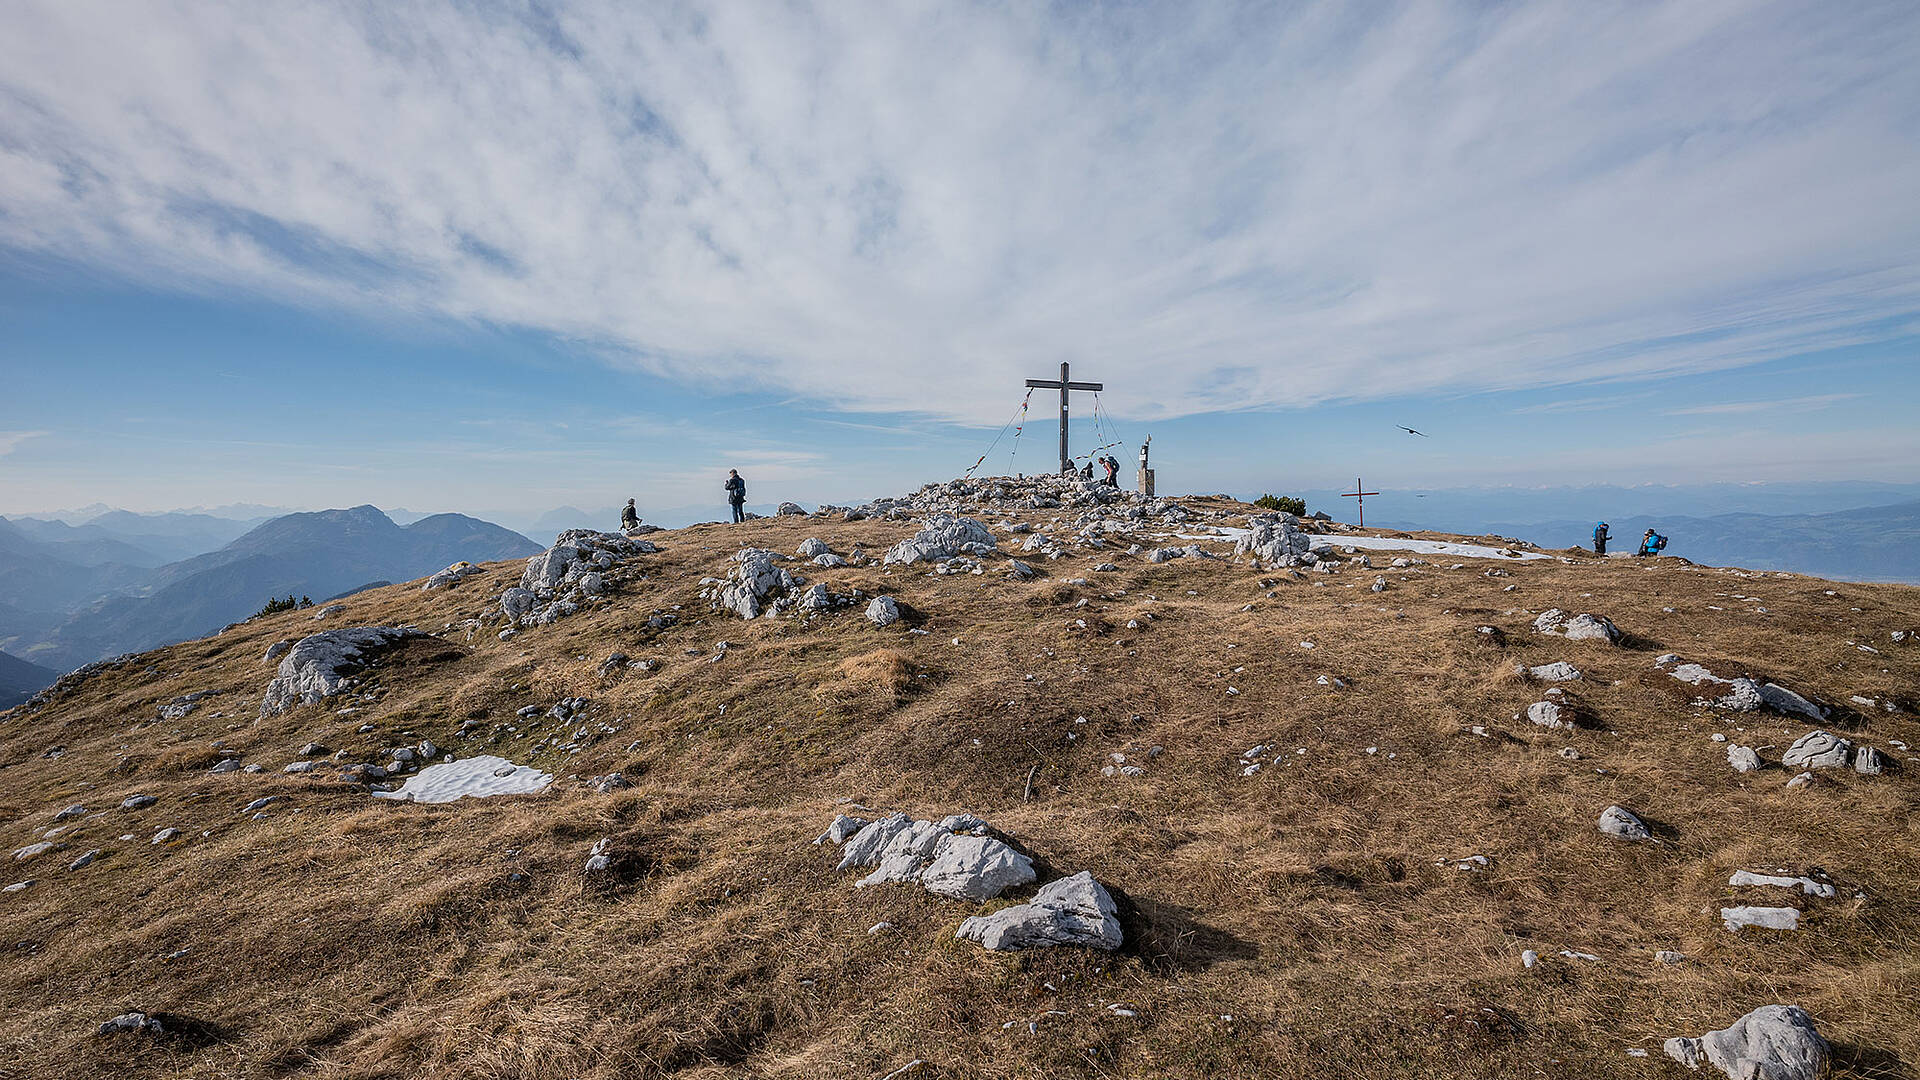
[1529,661,1582,682]
[1729,871,1835,898]
[1727,746,1762,773]
[69,849,99,870]
[836,813,1037,902]
[814,814,871,845]
[95,1012,164,1036]
[240,796,282,815]
[53,804,87,822]
[3,880,32,892]
[262,639,296,663]
[956,871,1123,951]
[1521,949,1539,969]
[1721,906,1801,932]
[121,794,156,811]
[1234,513,1312,567]
[1655,950,1687,965]
[798,538,831,558]
[12,842,54,861]
[422,561,484,590]
[1664,1005,1828,1080]
[716,548,799,619]
[158,689,214,721]
[1854,746,1886,775]
[151,828,180,845]
[1597,805,1651,841]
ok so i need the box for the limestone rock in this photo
[797,538,830,557]
[956,871,1123,951]
[96,1012,164,1036]
[1529,661,1582,682]
[1854,746,1885,775]
[1663,1004,1828,1080]
[1781,730,1851,769]
[1727,745,1762,773]
[865,596,901,628]
[1527,701,1573,730]
[260,627,421,716]
[777,501,806,516]
[1234,512,1312,567]
[506,530,658,626]
[717,548,797,619]
[1598,805,1650,841]
[422,561,483,590]
[1535,609,1622,644]
[916,833,1038,902]
[1722,906,1801,932]
[883,514,997,565]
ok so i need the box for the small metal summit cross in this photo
[1340,477,1380,527]
[1024,362,1104,475]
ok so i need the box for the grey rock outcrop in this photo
[1663,1004,1829,1080]
[1728,745,1762,773]
[1664,661,1826,719]
[260,626,421,716]
[422,561,484,590]
[505,530,658,627]
[1534,609,1621,644]
[1529,661,1582,682]
[716,548,798,619]
[883,514,997,565]
[797,538,830,558]
[956,871,1124,951]
[1781,730,1851,769]
[1527,701,1573,730]
[831,812,1036,902]
[1598,805,1651,841]
[776,501,806,516]
[1234,513,1312,567]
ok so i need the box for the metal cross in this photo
[1024,362,1104,475]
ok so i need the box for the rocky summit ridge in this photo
[1,474,1916,1079]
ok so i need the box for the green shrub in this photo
[1254,494,1306,515]
[252,594,314,619]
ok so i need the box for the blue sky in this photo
[2,1,1918,527]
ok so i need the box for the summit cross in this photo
[1340,477,1380,528]
[1024,361,1104,475]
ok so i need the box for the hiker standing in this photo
[725,470,747,524]
[621,499,639,530]
[1101,455,1119,486]
[1592,521,1609,555]
[1080,460,1094,481]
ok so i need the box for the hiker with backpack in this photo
[1101,455,1119,486]
[1638,529,1667,557]
[620,499,639,530]
[725,470,747,523]
[1593,521,1610,555]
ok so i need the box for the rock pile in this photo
[713,548,799,619]
[422,561,484,590]
[500,530,659,629]
[883,514,997,566]
[260,627,421,716]
[1233,513,1313,567]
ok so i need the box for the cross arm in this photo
[1065,381,1103,391]
[1024,379,1062,388]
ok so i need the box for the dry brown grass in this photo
[1,502,1916,1078]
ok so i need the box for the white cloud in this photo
[1664,393,1861,416]
[1,2,1917,424]
[0,431,49,456]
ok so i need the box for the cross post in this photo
[1024,361,1104,475]
[1339,477,1380,527]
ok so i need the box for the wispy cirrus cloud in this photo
[0,431,50,456]
[1,2,1917,425]
[1664,393,1862,416]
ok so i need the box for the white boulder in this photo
[1663,1004,1828,1080]
[956,871,1123,951]
[865,596,901,628]
[1781,730,1850,769]
[1597,805,1651,841]
[883,514,997,565]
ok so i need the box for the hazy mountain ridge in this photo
[0,648,56,710]
[16,507,541,671]
[1382,500,1920,584]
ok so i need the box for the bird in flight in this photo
[1398,425,1429,437]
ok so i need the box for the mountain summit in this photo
[1,476,1914,1078]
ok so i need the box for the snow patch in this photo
[371,755,552,803]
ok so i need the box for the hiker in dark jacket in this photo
[621,499,639,530]
[1101,455,1119,486]
[1593,521,1609,555]
[725,470,746,523]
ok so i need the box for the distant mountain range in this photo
[1378,499,1920,584]
[0,648,57,710]
[2,506,539,672]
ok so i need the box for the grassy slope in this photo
[1,499,1916,1079]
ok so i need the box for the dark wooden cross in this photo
[1024,362,1103,475]
[1340,477,1379,527]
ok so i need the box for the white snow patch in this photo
[1168,527,1551,561]
[371,755,552,804]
